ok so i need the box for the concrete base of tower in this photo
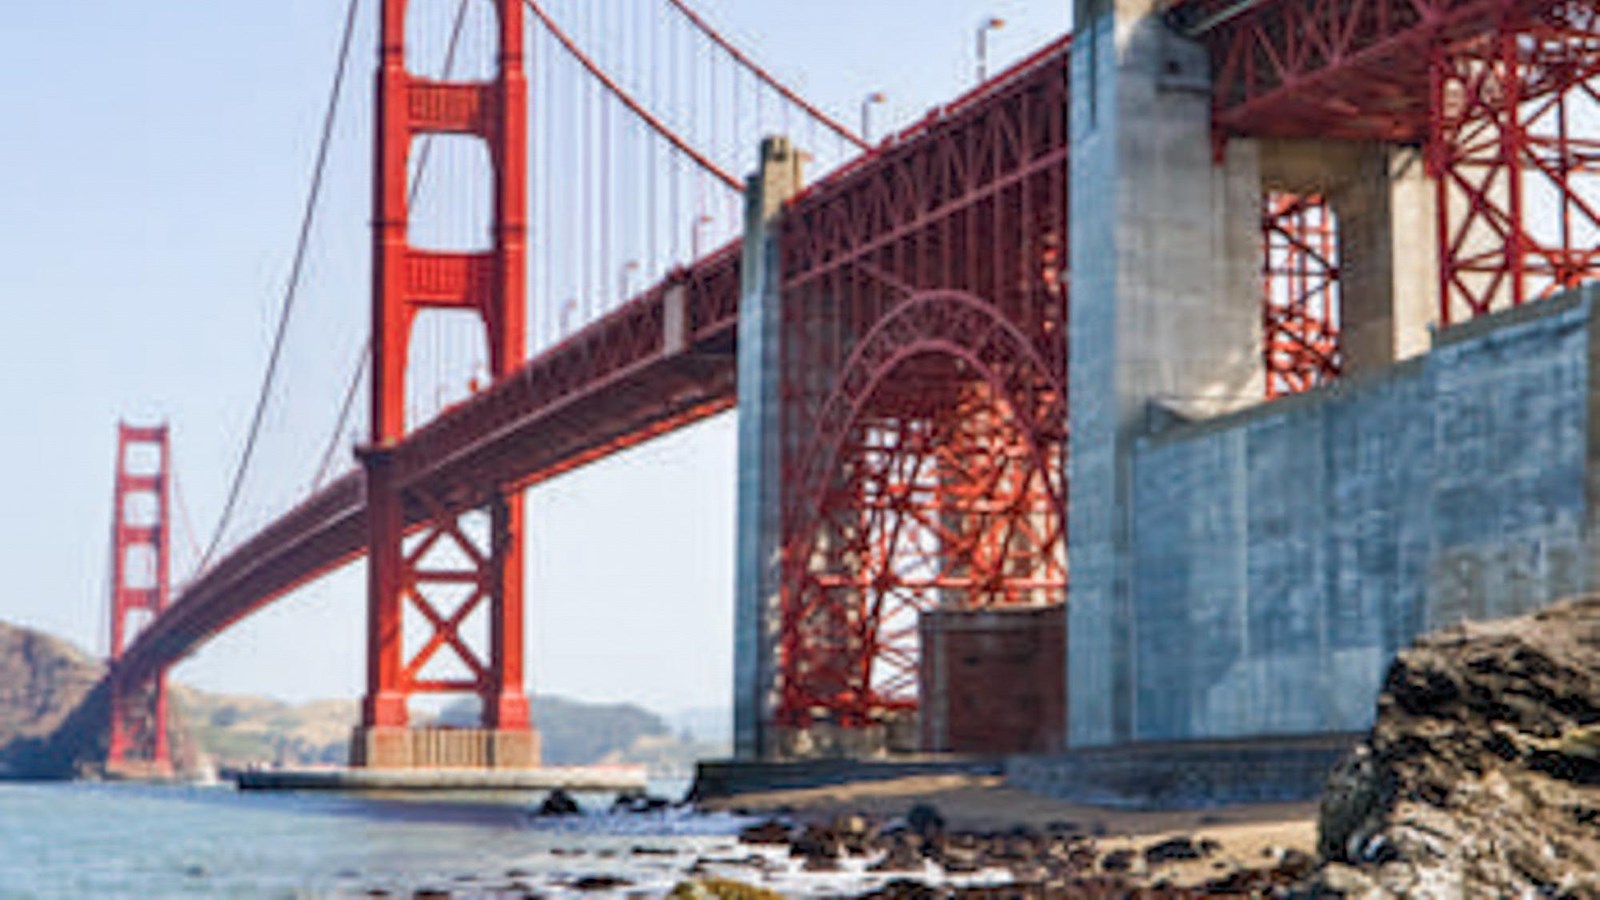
[349,726,540,769]
[103,759,177,782]
[768,715,920,761]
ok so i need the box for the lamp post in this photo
[560,298,578,337]
[690,213,715,259]
[619,260,640,307]
[977,17,1006,83]
[861,91,887,143]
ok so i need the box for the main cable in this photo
[661,0,868,150]
[310,0,475,494]
[197,0,363,573]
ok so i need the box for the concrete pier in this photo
[1068,0,1265,747]
[233,765,648,794]
[732,137,805,760]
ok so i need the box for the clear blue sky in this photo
[0,1,1069,717]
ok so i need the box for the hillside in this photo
[0,619,727,777]
[0,621,102,745]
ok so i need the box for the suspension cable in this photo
[524,0,742,193]
[197,0,363,573]
[168,461,205,586]
[662,0,869,150]
[310,0,476,493]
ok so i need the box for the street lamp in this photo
[560,298,578,337]
[861,91,887,143]
[690,213,715,259]
[977,17,1006,83]
[619,260,641,306]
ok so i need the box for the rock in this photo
[612,793,671,813]
[736,819,793,845]
[667,878,784,899]
[1295,862,1390,898]
[536,788,581,816]
[571,875,633,890]
[829,813,880,855]
[789,824,842,860]
[801,853,840,872]
[1100,848,1136,872]
[905,802,945,839]
[1142,836,1203,864]
[858,879,940,900]
[869,838,924,873]
[1303,596,1600,895]
[1278,847,1318,879]
[860,879,940,900]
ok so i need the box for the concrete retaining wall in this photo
[1007,734,1357,808]
[1114,289,1600,742]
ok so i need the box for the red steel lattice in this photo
[363,0,531,734]
[107,423,173,776]
[1262,192,1342,398]
[774,42,1071,732]
[1429,5,1600,323]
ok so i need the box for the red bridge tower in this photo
[354,0,536,768]
[107,422,173,777]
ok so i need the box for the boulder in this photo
[536,788,581,816]
[1300,596,1600,897]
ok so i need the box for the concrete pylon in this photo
[1259,139,1438,373]
[733,137,805,760]
[1067,0,1265,746]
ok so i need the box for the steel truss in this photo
[774,42,1071,732]
[1262,192,1342,397]
[364,0,530,733]
[1180,0,1600,330]
[1429,3,1600,323]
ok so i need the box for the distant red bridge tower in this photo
[353,0,536,768]
[107,422,173,777]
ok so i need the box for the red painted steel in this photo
[107,423,172,775]
[112,248,743,693]
[1428,6,1600,323]
[1262,192,1342,398]
[774,46,1071,729]
[115,0,1600,751]
[365,0,532,733]
[1176,0,1600,328]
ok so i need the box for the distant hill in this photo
[0,619,726,778]
[667,705,732,745]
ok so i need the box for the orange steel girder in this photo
[365,0,530,732]
[107,423,173,775]
[774,41,1071,732]
[1429,6,1600,323]
[1262,192,1342,398]
[1177,0,1600,329]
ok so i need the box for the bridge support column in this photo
[1259,140,1438,375]
[354,0,536,769]
[733,136,804,760]
[1067,0,1263,746]
[107,422,174,778]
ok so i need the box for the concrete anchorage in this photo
[1067,0,1265,747]
[1067,0,1450,747]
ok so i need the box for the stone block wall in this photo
[920,605,1067,754]
[1112,289,1599,741]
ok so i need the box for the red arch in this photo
[776,289,1068,727]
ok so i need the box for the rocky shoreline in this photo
[715,807,1319,898]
